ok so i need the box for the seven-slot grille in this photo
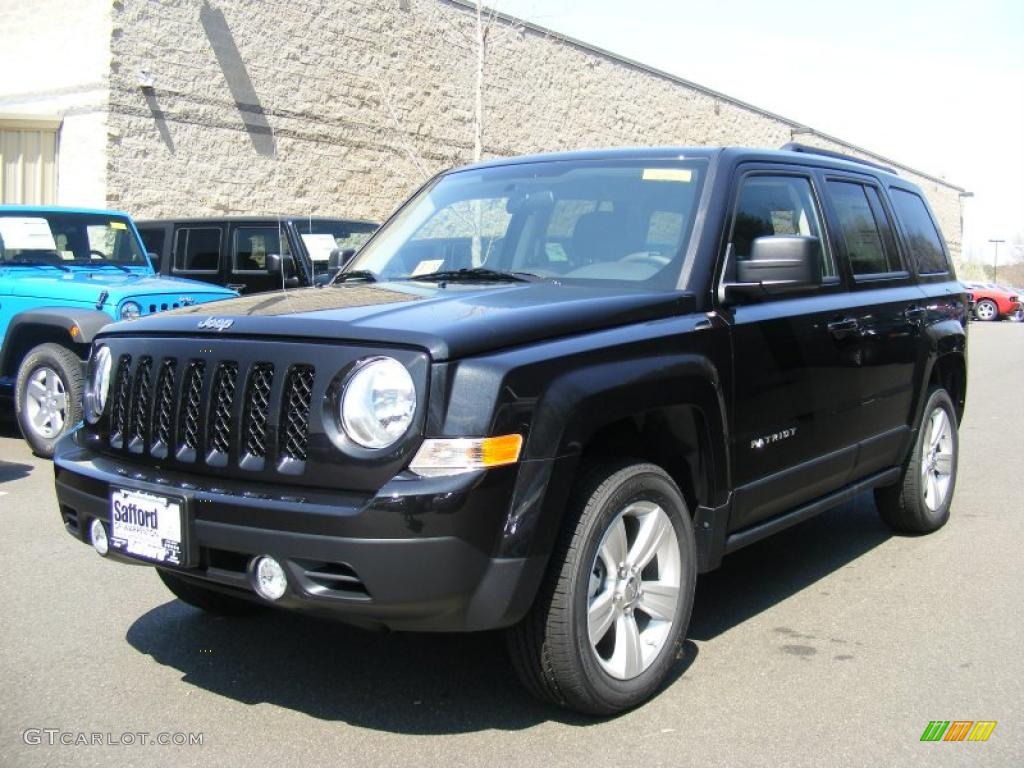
[103,355,315,473]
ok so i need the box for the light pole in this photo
[988,239,1005,283]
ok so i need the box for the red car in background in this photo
[964,282,1022,321]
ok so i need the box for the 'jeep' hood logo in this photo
[197,317,234,331]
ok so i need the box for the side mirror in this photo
[725,236,822,299]
[328,248,356,271]
[266,252,295,276]
[266,252,299,287]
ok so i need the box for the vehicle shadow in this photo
[0,460,33,483]
[123,492,886,733]
[689,491,892,640]
[126,598,699,733]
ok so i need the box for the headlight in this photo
[119,301,141,320]
[84,345,113,424]
[339,357,416,449]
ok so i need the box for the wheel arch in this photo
[1,309,110,378]
[498,353,730,564]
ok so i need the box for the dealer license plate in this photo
[109,488,185,566]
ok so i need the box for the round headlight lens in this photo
[340,357,416,449]
[119,301,141,320]
[85,345,112,424]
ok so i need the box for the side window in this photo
[138,228,165,270]
[233,226,287,273]
[731,175,834,277]
[173,228,222,273]
[826,181,902,276]
[889,188,949,274]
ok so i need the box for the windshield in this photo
[348,158,707,287]
[0,211,149,268]
[293,219,378,279]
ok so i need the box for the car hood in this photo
[108,281,697,360]
[2,268,236,305]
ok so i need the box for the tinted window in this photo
[731,175,833,276]
[233,226,288,273]
[173,228,221,273]
[890,188,948,274]
[827,181,901,275]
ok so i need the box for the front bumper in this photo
[54,435,547,631]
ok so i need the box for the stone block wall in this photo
[99,0,963,257]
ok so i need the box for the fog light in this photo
[90,518,109,556]
[251,555,287,601]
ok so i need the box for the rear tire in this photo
[973,299,998,321]
[15,343,83,458]
[157,569,263,615]
[875,388,958,533]
[506,460,696,715]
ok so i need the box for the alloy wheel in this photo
[920,406,954,512]
[587,500,681,680]
[24,366,68,439]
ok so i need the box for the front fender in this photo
[0,307,113,376]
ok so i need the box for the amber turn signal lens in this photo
[409,434,524,477]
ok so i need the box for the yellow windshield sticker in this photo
[110,221,127,230]
[642,168,693,182]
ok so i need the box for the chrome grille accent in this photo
[280,365,315,463]
[208,362,239,458]
[180,361,206,455]
[153,359,177,451]
[99,349,328,478]
[129,357,152,450]
[109,355,132,447]
[242,363,274,459]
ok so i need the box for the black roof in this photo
[135,215,377,227]
[454,144,903,181]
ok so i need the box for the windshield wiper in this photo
[71,261,132,273]
[406,267,538,283]
[331,269,377,284]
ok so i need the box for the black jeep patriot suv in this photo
[54,145,967,715]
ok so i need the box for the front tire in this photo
[875,388,959,533]
[507,460,696,715]
[15,343,83,457]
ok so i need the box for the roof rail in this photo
[779,142,898,175]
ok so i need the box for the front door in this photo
[721,167,860,531]
[227,223,290,294]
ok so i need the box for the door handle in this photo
[827,317,860,334]
[903,305,927,322]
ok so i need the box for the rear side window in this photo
[826,181,901,276]
[889,188,948,274]
[173,228,221,273]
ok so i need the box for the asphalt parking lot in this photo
[0,322,1021,768]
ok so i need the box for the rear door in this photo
[818,174,922,478]
[722,165,861,531]
[170,225,226,287]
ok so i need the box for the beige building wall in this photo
[0,0,112,207]
[96,0,963,258]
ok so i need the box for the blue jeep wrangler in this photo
[0,207,236,456]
